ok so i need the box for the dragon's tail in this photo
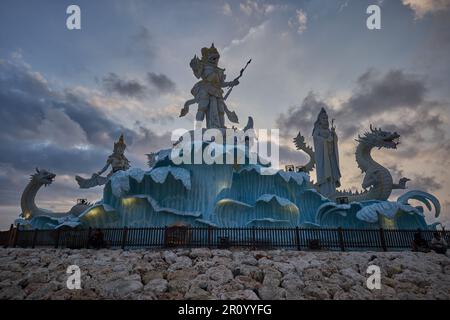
[397,190,441,218]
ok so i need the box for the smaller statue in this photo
[312,108,342,197]
[76,134,130,189]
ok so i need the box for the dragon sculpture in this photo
[20,168,91,221]
[294,124,411,202]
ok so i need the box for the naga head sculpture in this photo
[201,43,220,66]
[31,168,56,186]
[356,124,400,149]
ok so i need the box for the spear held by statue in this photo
[221,58,251,124]
[224,58,252,101]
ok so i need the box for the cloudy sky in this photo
[1,0,449,229]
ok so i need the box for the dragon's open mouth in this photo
[384,137,400,143]
[383,135,400,148]
[43,174,56,185]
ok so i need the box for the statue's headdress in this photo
[114,134,126,152]
[312,108,328,135]
[201,43,220,61]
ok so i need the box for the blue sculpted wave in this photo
[397,190,441,218]
[314,192,439,230]
[21,144,442,230]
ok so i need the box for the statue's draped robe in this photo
[191,63,226,128]
[189,62,238,129]
[313,129,341,198]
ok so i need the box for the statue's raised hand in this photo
[189,55,203,79]
[179,106,189,117]
[190,55,200,68]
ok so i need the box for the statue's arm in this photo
[190,55,203,79]
[221,80,239,88]
[332,128,338,141]
[221,74,239,88]
[97,159,111,176]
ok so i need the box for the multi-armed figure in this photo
[180,43,241,129]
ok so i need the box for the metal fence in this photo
[1,225,449,251]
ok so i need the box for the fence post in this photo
[13,224,20,248]
[85,227,92,249]
[379,228,387,252]
[121,227,128,250]
[252,226,256,250]
[163,226,168,247]
[54,229,60,249]
[337,227,345,252]
[207,226,212,248]
[31,229,38,249]
[295,227,301,251]
[4,224,13,248]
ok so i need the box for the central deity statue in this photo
[179,43,241,129]
[312,108,341,197]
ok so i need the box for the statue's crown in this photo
[201,43,220,60]
[114,134,126,150]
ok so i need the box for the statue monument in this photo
[312,108,341,198]
[294,108,413,202]
[14,44,442,232]
[75,134,130,188]
[179,43,250,129]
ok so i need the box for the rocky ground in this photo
[0,248,449,300]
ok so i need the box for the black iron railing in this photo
[1,225,449,252]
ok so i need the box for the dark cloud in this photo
[147,72,176,93]
[0,139,107,175]
[342,69,426,116]
[278,144,308,166]
[276,69,441,143]
[102,72,147,98]
[334,69,427,139]
[377,163,442,194]
[128,123,173,157]
[275,91,329,140]
[0,57,172,223]
[416,10,450,96]
[128,26,156,60]
[0,169,23,207]
[409,175,443,192]
[101,71,176,97]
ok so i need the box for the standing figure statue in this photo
[75,134,130,189]
[179,43,243,129]
[312,108,341,198]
